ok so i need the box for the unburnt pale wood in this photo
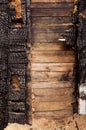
[31,43,72,51]
[32,88,74,97]
[31,0,75,120]
[32,71,73,82]
[32,81,74,89]
[33,108,73,119]
[31,63,74,72]
[32,101,73,112]
[31,51,75,63]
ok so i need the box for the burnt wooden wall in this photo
[30,0,76,121]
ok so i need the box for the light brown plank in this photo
[31,43,71,51]
[31,63,74,72]
[32,81,74,89]
[33,93,75,102]
[33,108,73,119]
[32,71,73,82]
[31,8,72,17]
[31,51,75,63]
[32,88,74,97]
[32,101,73,112]
[31,32,61,43]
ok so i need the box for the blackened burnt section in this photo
[78,18,86,85]
[0,1,9,130]
[0,0,30,128]
[8,0,30,124]
[78,0,86,12]
[62,0,86,112]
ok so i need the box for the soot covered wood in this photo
[0,0,30,129]
[63,0,86,114]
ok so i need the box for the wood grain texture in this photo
[32,81,74,89]
[31,2,73,9]
[31,0,75,120]
[31,8,72,17]
[32,101,73,112]
[31,63,74,72]
[31,0,74,3]
[31,43,73,51]
[32,71,73,82]
[33,108,73,119]
[32,26,70,33]
[32,88,74,97]
[32,17,72,25]
[31,51,75,63]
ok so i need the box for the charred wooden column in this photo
[61,0,86,114]
[78,0,86,114]
[0,1,9,130]
[8,0,30,124]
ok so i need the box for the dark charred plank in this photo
[8,89,26,101]
[8,112,27,124]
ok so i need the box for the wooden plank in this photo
[31,63,74,72]
[31,51,75,63]
[32,26,70,33]
[32,93,75,102]
[31,2,73,9]
[31,0,74,3]
[32,101,73,112]
[31,43,73,51]
[33,108,73,119]
[32,16,72,25]
[31,8,73,17]
[32,81,73,89]
[32,71,73,82]
[32,88,74,97]
[31,32,61,43]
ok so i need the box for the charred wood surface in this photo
[0,0,30,128]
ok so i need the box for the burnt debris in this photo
[0,0,30,129]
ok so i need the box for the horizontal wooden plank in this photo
[31,51,75,63]
[33,108,73,119]
[31,63,74,72]
[31,2,73,9]
[33,93,75,102]
[31,8,72,17]
[32,81,74,89]
[32,88,74,97]
[32,101,73,112]
[31,32,61,43]
[31,2,74,9]
[32,26,70,33]
[32,17,72,25]
[31,0,74,3]
[32,71,73,82]
[32,43,73,51]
